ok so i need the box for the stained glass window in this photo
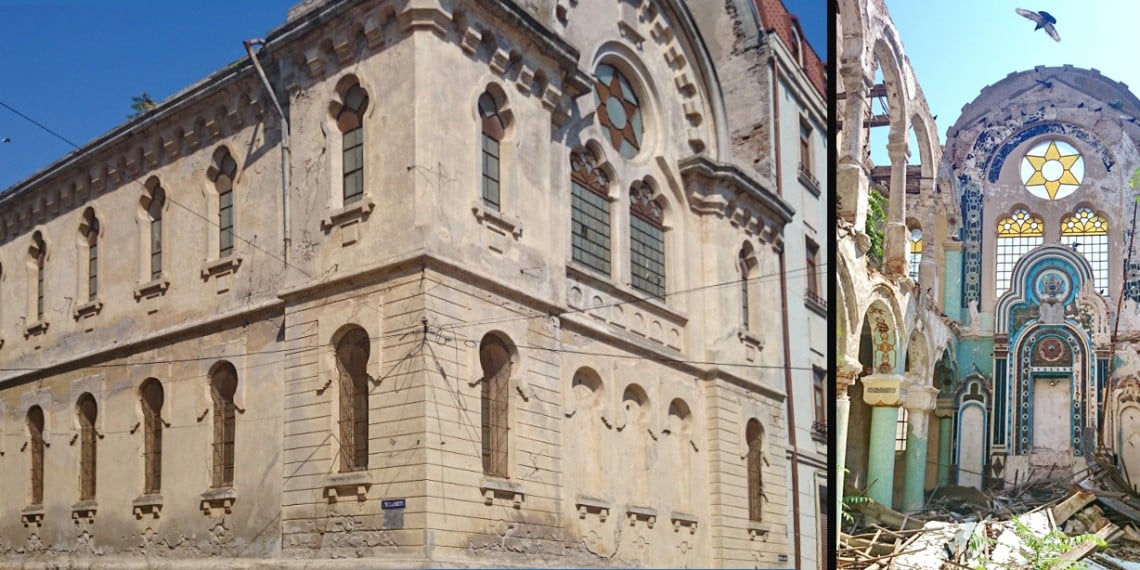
[630,181,665,299]
[1061,208,1109,295]
[570,147,611,276]
[1020,139,1084,200]
[995,209,1044,297]
[594,64,643,160]
[908,228,923,282]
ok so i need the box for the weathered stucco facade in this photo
[0,0,824,567]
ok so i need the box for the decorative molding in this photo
[626,505,657,528]
[71,500,97,524]
[200,486,237,516]
[72,298,103,321]
[21,505,44,528]
[132,494,163,519]
[24,320,49,339]
[320,196,376,232]
[471,203,523,239]
[134,276,171,300]
[680,155,792,236]
[479,477,524,508]
[200,254,243,280]
[575,496,611,522]
[670,511,698,534]
[324,471,372,503]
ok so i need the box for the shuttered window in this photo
[77,394,97,500]
[28,406,45,506]
[337,328,370,472]
[480,335,511,478]
[141,380,164,494]
[211,363,238,488]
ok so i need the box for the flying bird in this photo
[1017,8,1060,42]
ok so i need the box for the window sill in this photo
[324,471,371,503]
[480,477,524,508]
[72,499,97,523]
[132,494,164,519]
[73,297,104,320]
[575,495,612,521]
[134,275,171,300]
[626,505,658,528]
[21,505,44,528]
[322,195,376,231]
[798,164,820,197]
[671,511,698,534]
[200,254,242,280]
[200,486,237,515]
[24,320,49,338]
[737,328,765,351]
[805,292,827,318]
[811,421,827,444]
[472,202,523,239]
[748,520,770,540]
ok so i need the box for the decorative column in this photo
[862,373,908,507]
[837,61,870,227]
[835,357,862,534]
[901,385,939,512]
[935,397,955,486]
[881,140,911,277]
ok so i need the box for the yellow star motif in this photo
[1023,141,1081,199]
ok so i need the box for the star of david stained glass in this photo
[594,64,643,160]
[1020,139,1084,200]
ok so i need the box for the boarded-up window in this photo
[338,84,369,205]
[28,406,45,505]
[140,379,164,494]
[480,334,511,478]
[77,394,97,501]
[746,419,764,522]
[211,363,238,488]
[337,328,370,472]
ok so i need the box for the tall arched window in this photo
[81,208,100,301]
[211,150,238,258]
[148,185,165,280]
[995,209,1044,297]
[570,146,611,276]
[140,379,164,494]
[211,362,238,488]
[336,327,370,472]
[27,406,45,506]
[77,394,97,501]
[746,419,764,522]
[479,90,507,210]
[622,384,650,503]
[1061,208,1109,295]
[667,399,693,510]
[630,180,665,299]
[908,227,923,282]
[337,84,369,205]
[739,246,752,330]
[480,334,512,478]
[31,231,46,322]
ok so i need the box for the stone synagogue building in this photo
[0,0,827,567]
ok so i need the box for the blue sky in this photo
[882,1,1140,156]
[783,0,828,62]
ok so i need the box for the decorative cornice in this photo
[679,155,793,237]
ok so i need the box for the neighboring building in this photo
[0,0,823,567]
[839,0,1140,528]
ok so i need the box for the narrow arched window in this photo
[212,150,238,258]
[338,84,369,205]
[211,363,238,487]
[149,186,165,280]
[908,227,923,282]
[479,91,506,210]
[336,328,370,471]
[77,394,97,501]
[28,406,45,506]
[739,246,752,330]
[82,209,100,301]
[31,232,46,322]
[570,147,611,276]
[746,419,764,522]
[140,379,164,494]
[480,334,512,478]
[630,180,665,299]
[995,209,1044,297]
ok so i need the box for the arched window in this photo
[81,208,100,301]
[27,406,45,506]
[336,328,370,472]
[479,90,506,211]
[337,84,369,205]
[594,63,644,159]
[746,418,764,522]
[1061,208,1109,295]
[31,231,46,322]
[667,399,692,510]
[211,363,238,487]
[140,379,164,494]
[995,209,1044,297]
[630,180,665,299]
[908,227,923,282]
[148,185,165,280]
[211,150,238,258]
[77,394,97,501]
[570,146,611,276]
[621,384,650,503]
[739,246,752,330]
[480,334,512,478]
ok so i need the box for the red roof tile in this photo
[755,0,827,98]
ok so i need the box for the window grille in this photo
[995,209,1044,297]
[77,394,97,500]
[746,419,764,522]
[140,380,164,494]
[336,328,370,472]
[1061,208,1109,295]
[28,406,45,505]
[480,335,511,478]
[211,364,238,487]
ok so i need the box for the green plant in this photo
[865,186,888,266]
[1010,516,1105,570]
[129,93,156,118]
